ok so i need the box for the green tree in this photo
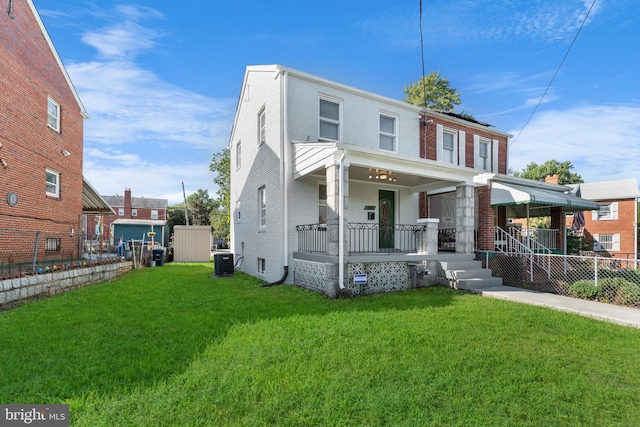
[512,160,583,185]
[209,148,230,239]
[186,189,218,226]
[167,204,186,237]
[403,71,462,111]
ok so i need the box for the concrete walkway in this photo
[468,284,640,329]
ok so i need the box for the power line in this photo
[510,0,598,147]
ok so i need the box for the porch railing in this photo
[296,223,426,254]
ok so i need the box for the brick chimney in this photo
[124,188,132,219]
[544,174,559,185]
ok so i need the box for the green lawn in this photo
[1,263,640,426]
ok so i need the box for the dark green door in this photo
[379,190,395,249]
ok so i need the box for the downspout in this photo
[338,149,346,290]
[263,69,290,287]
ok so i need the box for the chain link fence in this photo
[476,250,640,308]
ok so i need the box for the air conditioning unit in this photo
[214,253,234,277]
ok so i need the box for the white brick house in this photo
[228,65,597,297]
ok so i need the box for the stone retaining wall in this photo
[0,261,132,310]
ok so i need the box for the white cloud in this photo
[508,105,640,185]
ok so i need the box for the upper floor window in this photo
[474,136,498,171]
[379,115,396,151]
[46,168,60,197]
[48,97,60,132]
[478,139,489,171]
[258,108,266,144]
[319,98,340,141]
[442,131,456,164]
[118,208,124,216]
[236,200,241,223]
[151,210,158,220]
[132,209,138,217]
[593,202,618,221]
[593,233,620,251]
[236,140,241,169]
[258,186,266,228]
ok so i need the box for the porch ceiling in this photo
[293,142,476,191]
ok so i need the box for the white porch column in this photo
[455,184,475,254]
[325,163,349,257]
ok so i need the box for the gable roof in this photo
[573,179,640,201]
[26,0,88,118]
[102,195,169,210]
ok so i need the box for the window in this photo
[442,131,455,163]
[594,233,620,251]
[45,238,60,252]
[258,186,266,228]
[379,115,396,151]
[258,108,266,144]
[319,98,340,141]
[132,209,138,217]
[258,258,266,274]
[593,202,618,220]
[46,169,59,197]
[319,184,327,223]
[47,97,60,131]
[236,140,241,169]
[478,139,489,170]
[151,210,158,220]
[118,208,124,216]
[236,201,241,223]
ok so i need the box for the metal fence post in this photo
[31,231,40,272]
[594,255,598,287]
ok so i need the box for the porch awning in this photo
[83,177,115,215]
[491,182,600,211]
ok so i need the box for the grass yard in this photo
[1,263,640,426]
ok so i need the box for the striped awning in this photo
[491,182,600,211]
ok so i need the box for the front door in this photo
[379,190,395,249]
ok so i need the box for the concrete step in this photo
[445,268,493,280]
[439,260,482,270]
[456,276,503,290]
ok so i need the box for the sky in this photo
[32,0,640,204]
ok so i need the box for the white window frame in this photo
[236,140,241,169]
[118,208,124,216]
[593,233,620,251]
[48,97,60,132]
[236,200,241,223]
[257,257,266,275]
[45,168,60,197]
[318,183,327,224]
[379,113,397,152]
[477,138,490,171]
[592,202,618,221]
[132,209,138,217]
[151,210,158,220]
[318,96,342,142]
[258,186,266,229]
[473,135,499,172]
[258,108,266,145]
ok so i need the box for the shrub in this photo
[599,277,640,306]
[569,280,601,300]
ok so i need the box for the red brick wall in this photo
[419,112,508,174]
[0,0,84,259]
[476,186,495,250]
[583,199,637,255]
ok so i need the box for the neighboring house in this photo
[229,65,597,297]
[85,188,168,241]
[0,0,112,263]
[110,219,169,248]
[573,179,640,258]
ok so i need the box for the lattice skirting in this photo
[293,259,331,293]
[347,262,409,296]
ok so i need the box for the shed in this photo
[173,225,212,262]
[111,219,168,247]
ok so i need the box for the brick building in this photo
[0,0,112,262]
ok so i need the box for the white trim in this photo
[258,106,266,145]
[45,168,60,198]
[47,97,60,132]
[379,112,398,152]
[318,95,342,142]
[492,139,499,172]
[458,131,466,167]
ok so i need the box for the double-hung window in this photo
[593,233,620,251]
[151,210,158,220]
[48,97,60,132]
[442,131,455,164]
[319,98,340,141]
[118,208,124,216]
[379,114,396,151]
[258,186,266,228]
[46,168,60,197]
[132,209,138,217]
[258,108,266,144]
[478,139,489,171]
[593,202,618,220]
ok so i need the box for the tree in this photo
[209,148,230,239]
[186,189,218,226]
[512,160,583,185]
[403,71,462,111]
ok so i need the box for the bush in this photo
[569,280,601,300]
[599,278,640,306]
